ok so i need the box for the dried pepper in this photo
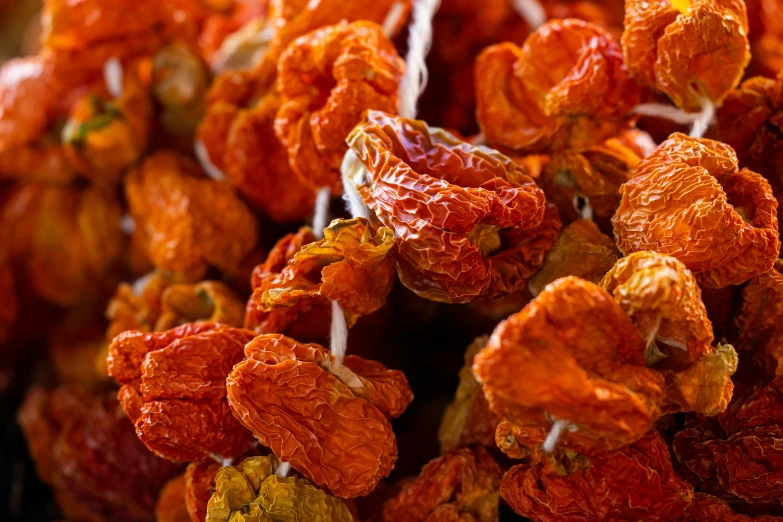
[346,110,559,303]
[528,219,620,296]
[476,18,640,153]
[244,227,331,341]
[198,63,317,223]
[622,0,750,112]
[227,333,412,497]
[108,323,257,462]
[613,133,780,288]
[152,43,209,136]
[156,475,192,522]
[673,384,783,506]
[602,252,737,415]
[539,128,657,224]
[501,430,694,521]
[0,182,122,306]
[248,218,395,329]
[260,0,411,77]
[735,260,783,387]
[275,21,405,193]
[205,455,353,522]
[717,70,783,226]
[125,151,258,279]
[185,460,222,522]
[438,336,502,453]
[474,276,665,452]
[18,386,182,522]
[377,447,502,522]
[222,89,316,222]
[61,62,152,183]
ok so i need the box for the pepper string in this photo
[103,57,123,98]
[310,186,351,364]
[194,139,226,180]
[331,0,442,364]
[511,0,546,30]
[312,187,332,240]
[382,1,408,36]
[632,97,716,139]
[398,0,441,119]
[275,461,292,478]
[543,418,578,453]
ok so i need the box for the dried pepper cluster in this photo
[1,0,782,521]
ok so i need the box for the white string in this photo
[510,0,546,30]
[275,461,291,478]
[104,58,123,98]
[542,418,577,453]
[340,150,371,220]
[689,99,715,139]
[330,301,348,364]
[120,214,135,234]
[572,195,593,221]
[209,454,234,467]
[194,140,226,180]
[312,187,331,239]
[398,0,440,119]
[382,1,408,37]
[631,99,715,138]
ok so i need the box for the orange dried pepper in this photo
[0,182,122,306]
[602,252,737,415]
[222,90,316,222]
[528,219,620,296]
[613,133,780,288]
[377,447,502,522]
[244,227,332,341]
[473,276,665,452]
[107,323,257,462]
[227,333,413,497]
[622,0,750,112]
[62,62,152,183]
[263,0,411,73]
[345,110,560,303]
[501,430,694,521]
[156,475,192,522]
[156,281,246,332]
[251,218,395,328]
[717,71,783,189]
[673,384,783,506]
[197,60,317,223]
[185,460,222,522]
[438,336,502,453]
[105,271,180,342]
[476,18,641,153]
[275,21,405,193]
[125,150,258,279]
[0,55,56,154]
[18,386,182,522]
[735,260,783,388]
[152,43,209,136]
[540,128,657,224]
[42,0,197,75]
